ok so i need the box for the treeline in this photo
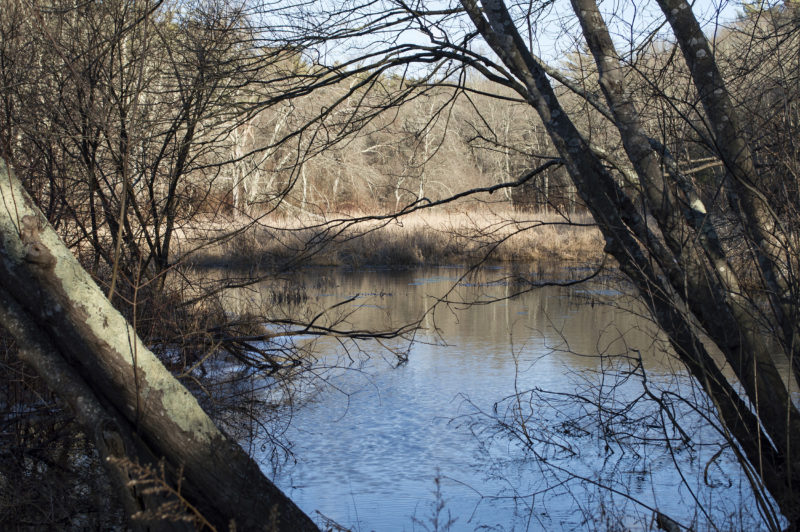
[2,1,797,294]
[216,6,799,223]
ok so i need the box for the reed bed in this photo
[184,207,605,269]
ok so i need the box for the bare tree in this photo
[255,0,800,527]
[3,0,799,528]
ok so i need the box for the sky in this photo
[504,0,745,63]
[264,0,751,72]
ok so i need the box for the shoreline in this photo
[180,209,606,271]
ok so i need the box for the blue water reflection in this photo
[254,267,766,531]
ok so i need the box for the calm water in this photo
[224,266,764,531]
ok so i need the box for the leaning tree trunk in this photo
[461,0,800,526]
[0,159,319,531]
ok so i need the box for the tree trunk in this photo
[461,0,800,525]
[0,159,319,531]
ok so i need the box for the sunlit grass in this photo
[184,205,605,269]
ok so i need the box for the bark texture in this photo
[0,159,319,531]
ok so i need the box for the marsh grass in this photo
[185,208,604,270]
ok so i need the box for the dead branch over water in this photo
[1,0,799,529]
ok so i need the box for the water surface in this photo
[225,266,762,530]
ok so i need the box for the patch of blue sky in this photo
[264,0,748,70]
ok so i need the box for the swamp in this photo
[1,0,799,530]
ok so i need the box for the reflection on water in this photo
[221,266,763,531]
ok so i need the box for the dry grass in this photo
[184,207,605,269]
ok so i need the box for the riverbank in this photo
[183,209,605,270]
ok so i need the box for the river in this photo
[220,265,765,531]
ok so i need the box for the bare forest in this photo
[1,0,799,530]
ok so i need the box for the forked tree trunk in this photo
[0,160,319,531]
[461,0,800,526]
